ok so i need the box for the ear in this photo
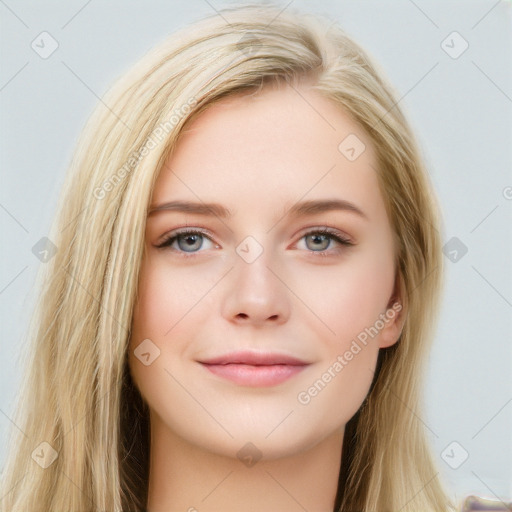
[378,272,407,349]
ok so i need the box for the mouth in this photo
[198,351,310,387]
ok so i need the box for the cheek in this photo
[284,252,391,421]
[129,257,218,395]
[131,256,213,342]
[291,250,395,345]
[129,259,183,391]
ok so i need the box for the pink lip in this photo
[198,351,310,387]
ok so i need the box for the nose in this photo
[221,248,290,328]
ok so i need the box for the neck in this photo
[146,414,344,512]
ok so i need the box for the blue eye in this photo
[156,227,353,258]
[156,229,215,254]
[301,229,351,254]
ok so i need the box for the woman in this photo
[0,3,455,511]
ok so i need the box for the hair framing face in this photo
[0,3,453,511]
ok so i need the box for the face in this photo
[129,82,403,461]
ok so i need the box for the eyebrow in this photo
[147,198,367,220]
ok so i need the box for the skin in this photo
[129,81,405,512]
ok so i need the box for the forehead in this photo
[151,83,385,222]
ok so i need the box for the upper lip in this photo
[199,351,309,366]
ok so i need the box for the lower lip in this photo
[200,363,307,387]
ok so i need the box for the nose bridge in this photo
[222,235,290,325]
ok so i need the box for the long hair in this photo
[0,3,455,511]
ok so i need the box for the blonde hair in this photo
[1,2,455,511]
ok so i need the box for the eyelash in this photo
[155,227,354,259]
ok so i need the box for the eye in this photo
[296,227,353,257]
[155,228,217,256]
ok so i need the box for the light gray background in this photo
[1,0,511,507]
